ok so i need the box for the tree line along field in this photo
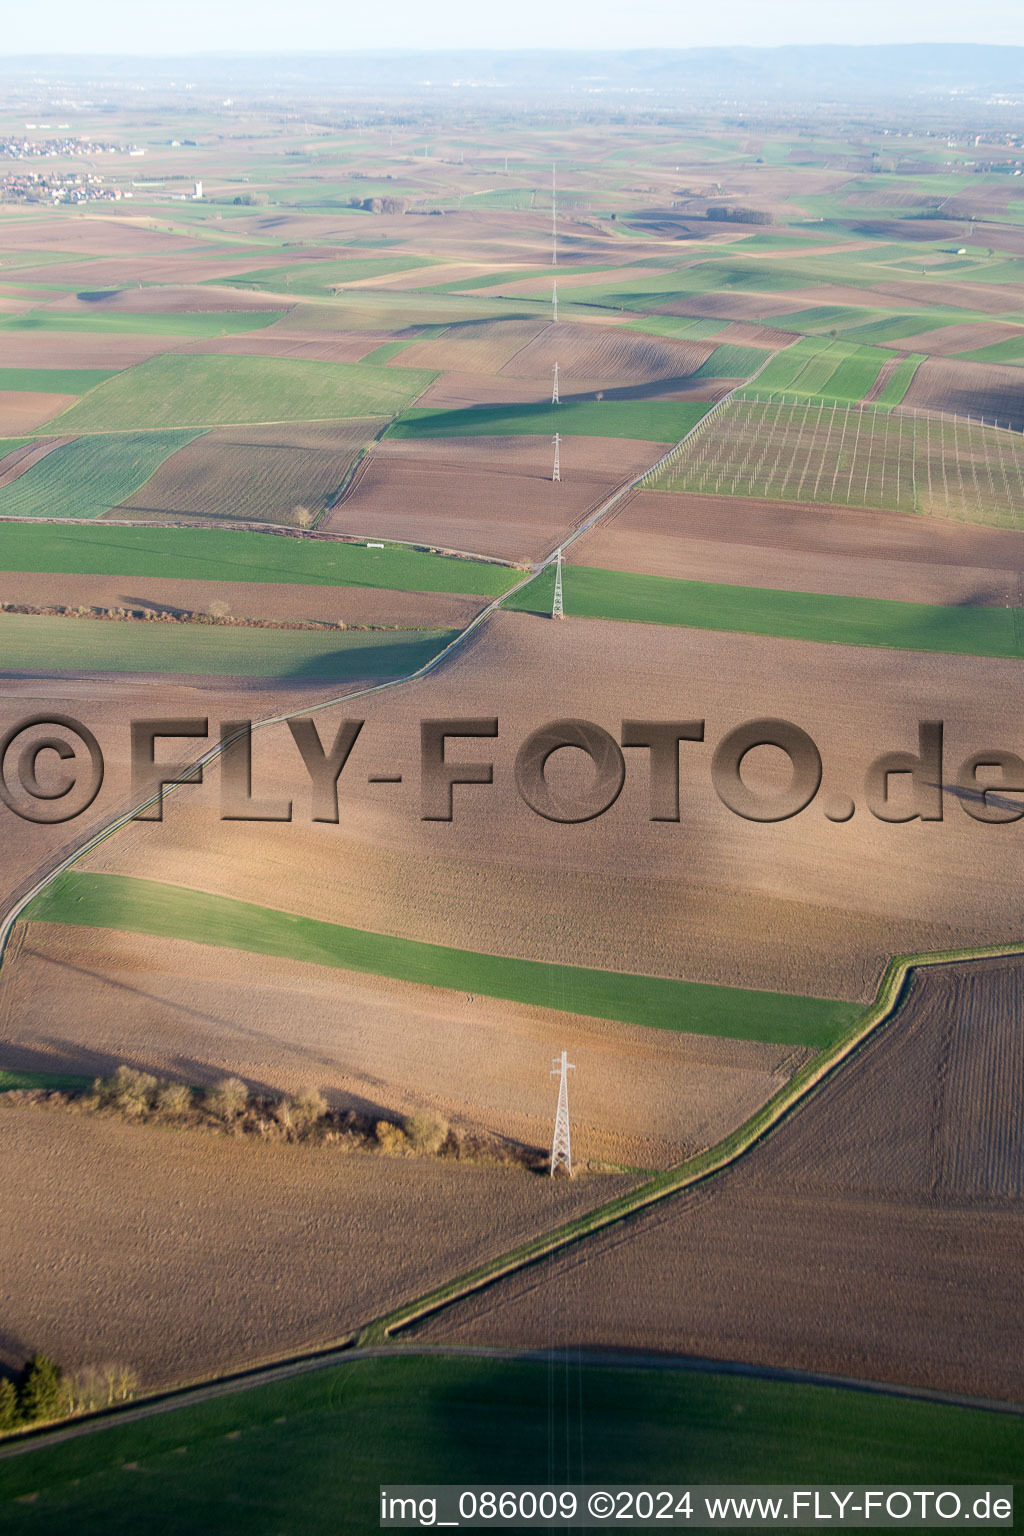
[652,396,1024,526]
[1,1356,1020,1536]
[0,524,517,595]
[0,614,458,682]
[25,872,858,1049]
[505,563,1024,659]
[50,354,438,433]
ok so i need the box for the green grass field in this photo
[387,400,710,443]
[0,524,517,595]
[0,615,458,681]
[25,872,857,1048]
[956,336,1024,366]
[0,367,120,395]
[872,354,925,406]
[0,1069,91,1093]
[505,563,1024,659]
[52,355,437,433]
[693,343,771,378]
[0,1356,1019,1536]
[0,431,203,520]
[0,310,287,338]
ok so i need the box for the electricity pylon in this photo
[552,431,561,482]
[552,361,560,404]
[552,279,558,322]
[550,1049,575,1176]
[552,548,564,619]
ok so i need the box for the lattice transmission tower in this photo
[552,431,561,482]
[552,361,560,404]
[550,1049,575,1176]
[552,547,564,620]
[552,279,558,322]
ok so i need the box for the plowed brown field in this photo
[581,489,1024,605]
[499,324,714,383]
[391,318,549,374]
[327,435,661,559]
[0,390,75,434]
[0,1104,634,1389]
[0,333,177,369]
[886,321,1024,356]
[0,924,797,1169]
[411,956,1024,1403]
[0,571,483,628]
[76,613,1024,1006]
[902,357,1024,429]
[115,418,388,525]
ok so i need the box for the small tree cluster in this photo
[0,1354,138,1437]
[9,1068,545,1169]
[705,205,773,225]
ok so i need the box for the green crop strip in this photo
[0,525,517,595]
[503,564,1024,660]
[24,873,857,1049]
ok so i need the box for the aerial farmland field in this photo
[0,43,1023,1528]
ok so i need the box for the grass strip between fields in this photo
[0,616,460,681]
[504,563,1024,659]
[24,873,857,1049]
[0,525,518,595]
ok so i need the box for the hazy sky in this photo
[5,0,1024,54]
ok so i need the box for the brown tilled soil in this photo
[0,570,485,628]
[885,321,1024,357]
[113,418,388,525]
[579,488,1024,605]
[873,279,1022,316]
[714,321,797,348]
[326,435,662,560]
[74,612,1024,1006]
[498,324,714,383]
[0,219,206,257]
[0,1103,636,1389]
[0,924,799,1170]
[411,956,1024,1404]
[390,318,551,373]
[902,357,1024,430]
[0,333,182,369]
[0,390,75,434]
